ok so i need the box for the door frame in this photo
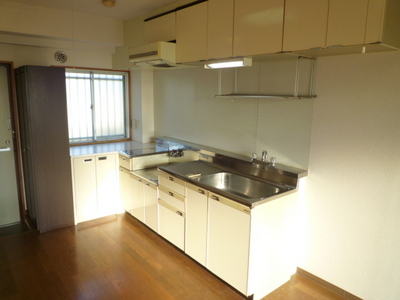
[1,61,25,223]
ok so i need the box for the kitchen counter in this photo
[70,140,155,157]
[159,160,296,208]
[132,167,159,184]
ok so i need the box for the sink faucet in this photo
[261,150,268,162]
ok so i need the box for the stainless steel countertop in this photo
[159,160,296,208]
[70,140,155,157]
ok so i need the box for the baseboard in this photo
[296,268,363,300]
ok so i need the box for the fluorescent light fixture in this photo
[204,57,252,69]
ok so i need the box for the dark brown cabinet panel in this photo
[15,66,74,232]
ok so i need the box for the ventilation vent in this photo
[54,51,67,64]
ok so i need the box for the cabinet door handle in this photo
[7,117,11,130]
[84,158,92,162]
[98,156,107,161]
[138,179,142,182]
[211,195,219,201]
[198,189,205,195]
[145,182,150,186]
[122,157,126,161]
[176,211,183,216]
[168,191,174,197]
[168,176,174,181]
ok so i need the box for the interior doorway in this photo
[0,62,24,228]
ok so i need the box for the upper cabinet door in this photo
[283,0,329,51]
[207,0,234,59]
[233,0,284,57]
[176,2,208,63]
[326,0,369,47]
[144,12,176,44]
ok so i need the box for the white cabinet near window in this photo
[144,12,176,44]
[176,1,208,63]
[72,152,118,224]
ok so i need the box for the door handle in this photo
[0,147,11,152]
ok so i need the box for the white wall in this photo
[153,60,314,168]
[153,50,400,299]
[299,51,400,300]
[0,1,123,69]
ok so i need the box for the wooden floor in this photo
[0,213,347,300]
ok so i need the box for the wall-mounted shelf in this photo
[215,56,317,100]
[215,93,316,99]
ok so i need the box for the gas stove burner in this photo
[121,147,168,157]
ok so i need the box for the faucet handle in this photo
[261,150,268,161]
[251,153,257,161]
[270,157,276,167]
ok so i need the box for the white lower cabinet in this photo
[128,169,297,300]
[158,171,186,250]
[185,183,208,266]
[72,152,118,224]
[207,192,251,295]
[119,167,132,212]
[158,199,185,250]
[143,180,158,232]
[131,174,145,222]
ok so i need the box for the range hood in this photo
[129,41,179,68]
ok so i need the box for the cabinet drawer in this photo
[186,182,208,196]
[209,192,251,215]
[119,154,130,170]
[158,199,185,250]
[159,185,185,211]
[143,179,157,191]
[158,171,186,195]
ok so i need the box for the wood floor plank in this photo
[0,213,349,300]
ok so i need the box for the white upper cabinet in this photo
[326,0,369,47]
[283,0,329,52]
[233,0,284,57]
[365,0,400,49]
[176,2,208,63]
[207,0,234,59]
[144,12,176,44]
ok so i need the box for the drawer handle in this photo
[168,191,174,197]
[84,158,92,162]
[145,182,150,186]
[176,211,183,216]
[122,157,126,160]
[198,189,205,195]
[138,179,142,182]
[168,176,174,181]
[211,195,219,201]
[98,156,107,161]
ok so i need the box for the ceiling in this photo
[5,0,179,20]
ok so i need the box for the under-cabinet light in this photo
[204,57,252,69]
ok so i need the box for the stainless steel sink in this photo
[194,172,282,200]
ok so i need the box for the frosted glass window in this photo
[66,70,129,144]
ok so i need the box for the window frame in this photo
[65,67,131,146]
